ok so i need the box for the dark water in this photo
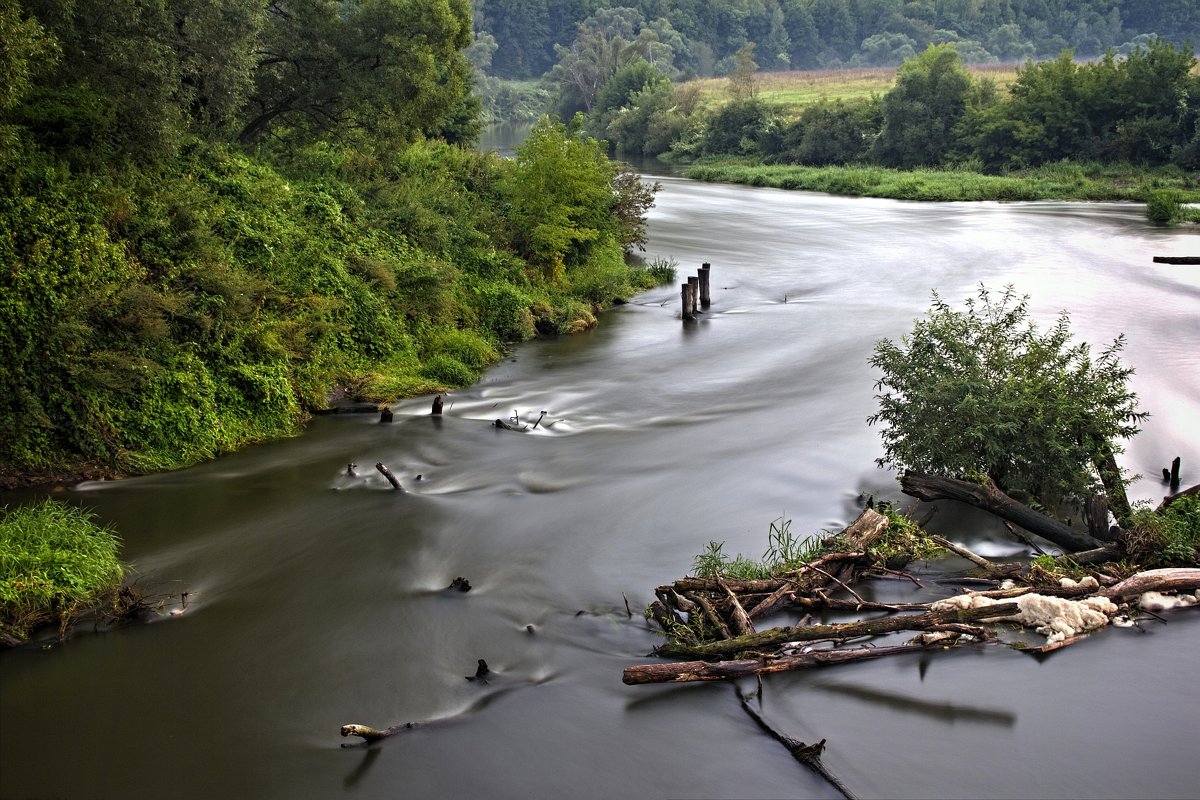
[3,176,1199,800]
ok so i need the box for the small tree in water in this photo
[868,285,1146,512]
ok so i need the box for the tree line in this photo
[583,39,1200,176]
[476,0,1200,80]
[1,1,661,481]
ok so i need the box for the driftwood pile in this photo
[625,480,1200,687]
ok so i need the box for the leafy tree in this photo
[727,42,758,101]
[871,43,974,168]
[501,116,624,280]
[869,285,1146,509]
[238,0,474,146]
[0,0,59,110]
[594,58,668,116]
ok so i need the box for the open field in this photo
[686,64,1020,114]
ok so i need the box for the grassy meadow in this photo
[686,65,1022,116]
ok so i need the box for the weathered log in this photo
[685,591,733,640]
[341,722,423,745]
[927,534,995,571]
[379,406,394,423]
[493,418,526,431]
[1152,256,1200,264]
[900,472,1100,552]
[699,263,712,308]
[655,602,1020,660]
[625,642,939,685]
[718,577,756,636]
[431,395,443,415]
[1101,568,1200,600]
[375,462,403,491]
[1169,456,1181,492]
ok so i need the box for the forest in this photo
[1,0,663,483]
[475,0,1200,79]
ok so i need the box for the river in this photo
[2,173,1198,799]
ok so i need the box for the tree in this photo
[238,0,474,146]
[727,42,758,101]
[868,285,1146,511]
[871,43,974,167]
[502,116,621,280]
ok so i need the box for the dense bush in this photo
[869,285,1146,509]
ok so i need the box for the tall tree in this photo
[239,0,474,145]
[872,43,974,167]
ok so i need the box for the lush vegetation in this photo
[474,3,1200,213]
[1,2,664,483]
[869,285,1146,512]
[0,500,124,642]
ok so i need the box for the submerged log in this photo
[738,693,858,800]
[341,722,423,745]
[900,472,1100,552]
[375,462,403,491]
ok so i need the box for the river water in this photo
[2,175,1199,800]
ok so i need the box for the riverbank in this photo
[682,157,1200,209]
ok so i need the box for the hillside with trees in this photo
[0,0,662,484]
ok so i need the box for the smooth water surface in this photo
[3,176,1199,800]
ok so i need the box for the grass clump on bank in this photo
[0,500,125,643]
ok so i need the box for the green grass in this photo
[684,159,1200,204]
[0,500,125,642]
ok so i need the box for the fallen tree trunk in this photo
[654,602,1018,660]
[1157,483,1199,514]
[1101,568,1200,600]
[625,642,940,685]
[900,472,1099,553]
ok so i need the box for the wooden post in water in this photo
[699,263,711,308]
[1170,456,1181,492]
[681,282,695,320]
[687,275,699,315]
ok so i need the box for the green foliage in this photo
[774,97,881,166]
[1146,188,1185,225]
[238,0,474,146]
[701,98,777,156]
[872,44,975,168]
[1125,497,1200,567]
[0,500,124,639]
[869,285,1147,508]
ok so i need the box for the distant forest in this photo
[473,0,1200,78]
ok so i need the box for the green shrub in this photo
[1125,496,1200,566]
[1146,189,1183,225]
[869,285,1146,509]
